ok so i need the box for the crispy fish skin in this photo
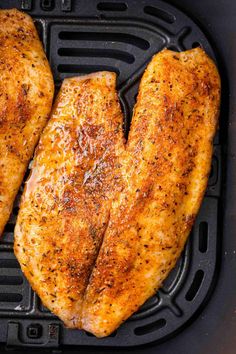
[14,72,125,327]
[81,48,221,337]
[0,9,54,236]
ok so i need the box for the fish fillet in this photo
[81,48,221,337]
[14,72,125,327]
[0,9,54,236]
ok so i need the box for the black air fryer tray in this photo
[0,0,235,353]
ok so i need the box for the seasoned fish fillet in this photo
[0,9,54,236]
[81,48,221,337]
[14,72,125,327]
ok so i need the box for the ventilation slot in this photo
[185,270,204,301]
[57,64,120,76]
[0,276,23,286]
[0,259,20,269]
[199,222,208,253]
[59,32,150,50]
[144,6,175,24]
[0,293,22,302]
[58,48,135,63]
[134,318,166,335]
[97,2,127,11]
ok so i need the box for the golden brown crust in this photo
[14,71,125,327]
[15,46,220,336]
[81,48,221,337]
[0,9,54,235]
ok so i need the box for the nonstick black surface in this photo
[0,1,235,353]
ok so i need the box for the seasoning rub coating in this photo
[15,47,220,337]
[0,9,54,236]
[14,72,125,327]
[81,48,221,337]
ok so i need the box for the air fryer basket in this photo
[0,0,234,352]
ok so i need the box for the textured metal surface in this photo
[0,0,222,348]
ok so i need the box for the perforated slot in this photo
[185,270,204,301]
[0,293,22,302]
[144,6,176,23]
[97,2,127,11]
[134,319,166,335]
[0,253,31,311]
[58,32,150,50]
[0,276,23,286]
[0,259,20,268]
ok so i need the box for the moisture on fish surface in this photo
[15,47,220,337]
[0,9,54,236]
